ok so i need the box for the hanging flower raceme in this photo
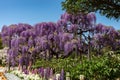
[38,67,44,77]
[47,22,56,33]
[17,23,33,34]
[35,22,51,36]
[64,41,74,56]
[19,56,24,66]
[60,69,64,80]
[61,12,71,21]
[54,33,60,45]
[7,25,17,36]
[95,23,105,33]
[87,12,96,24]
[22,46,28,54]
[28,38,34,47]
[7,49,19,66]
[40,39,50,50]
[48,34,54,40]
[69,24,79,32]
[1,36,10,47]
[18,37,26,45]
[11,38,19,48]
[57,19,67,27]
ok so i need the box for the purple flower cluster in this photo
[1,12,120,68]
[39,68,64,80]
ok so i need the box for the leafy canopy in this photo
[62,0,120,20]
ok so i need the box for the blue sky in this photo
[0,0,119,31]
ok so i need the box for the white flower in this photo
[49,78,53,80]
[56,73,60,80]
[11,70,41,80]
[35,74,40,80]
[79,75,85,80]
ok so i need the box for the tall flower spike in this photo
[60,69,64,80]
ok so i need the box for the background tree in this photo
[62,0,120,20]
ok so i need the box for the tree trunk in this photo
[87,34,91,60]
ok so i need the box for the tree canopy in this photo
[62,0,120,20]
[1,12,120,68]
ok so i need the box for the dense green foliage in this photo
[62,0,120,20]
[70,53,120,80]
[32,57,81,73]
[0,38,3,49]
[33,51,120,79]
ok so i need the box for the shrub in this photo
[32,52,120,80]
[70,54,120,80]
